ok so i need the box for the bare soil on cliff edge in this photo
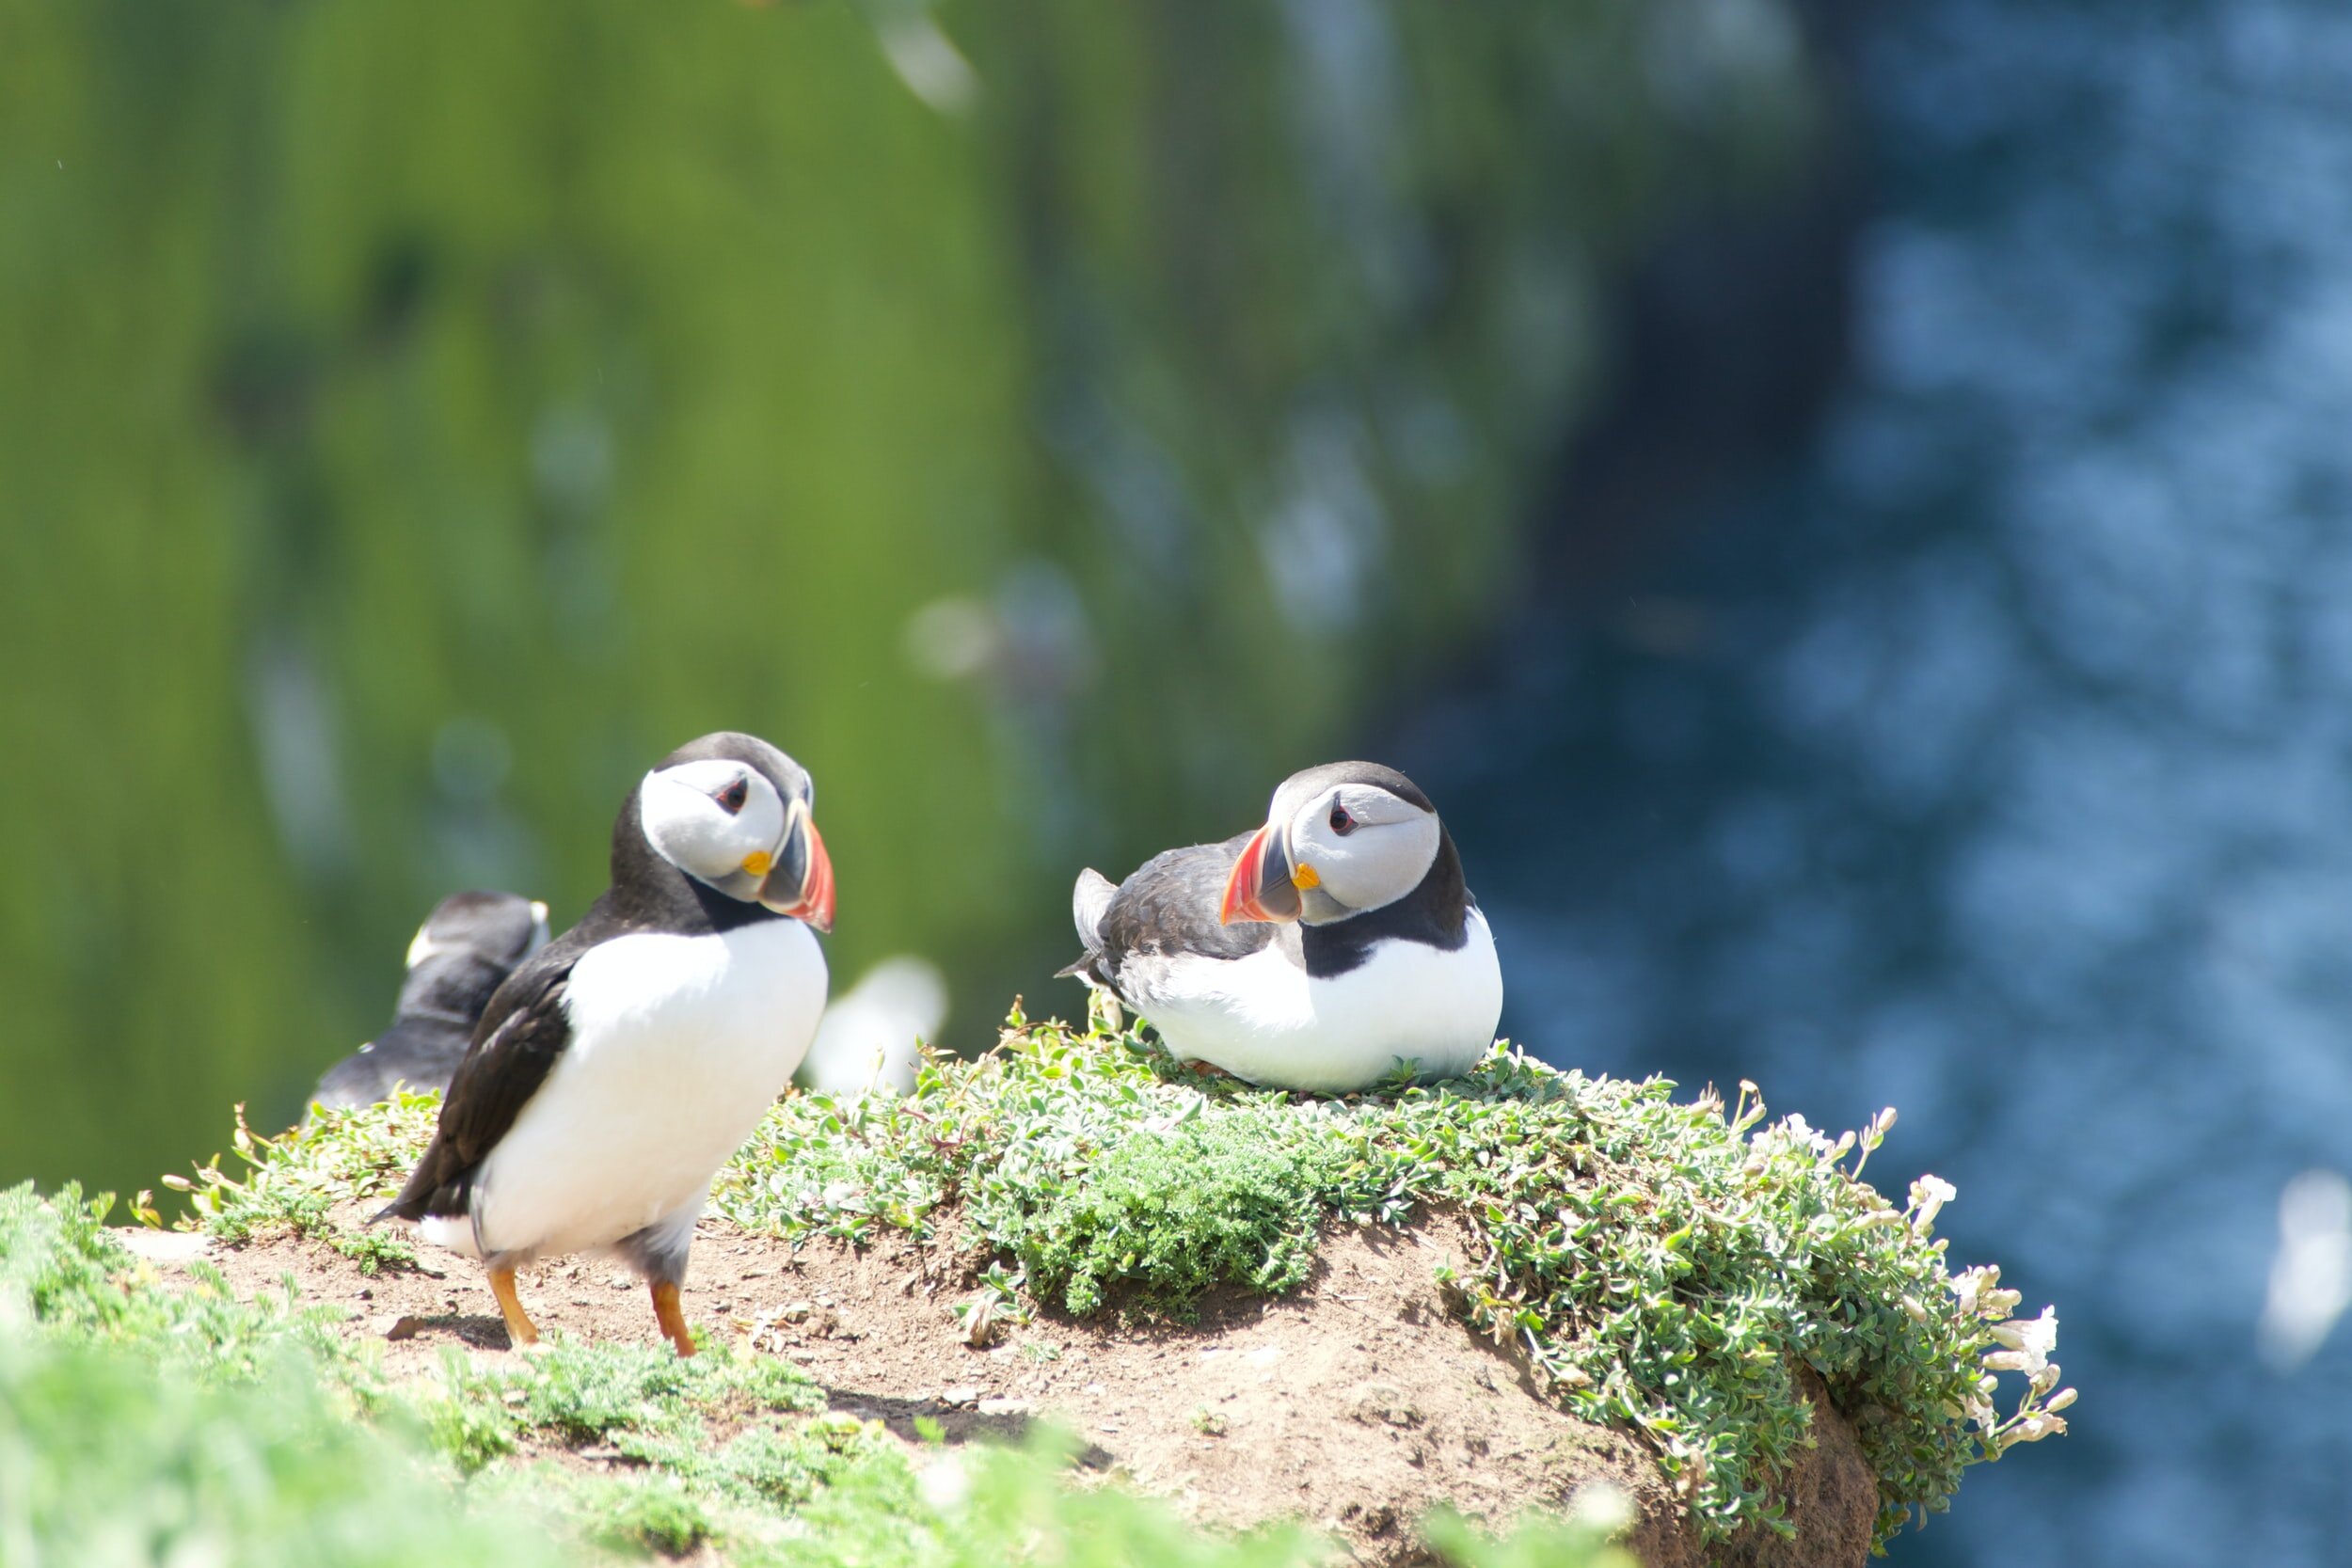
[122,1210,1877,1568]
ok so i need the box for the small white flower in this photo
[1985,1309,2058,1377]
[916,1455,969,1513]
[1909,1175,1957,1234]
[1568,1481,1633,1536]
[2009,1307,2058,1359]
[2045,1386,2077,1413]
[1901,1294,1930,1323]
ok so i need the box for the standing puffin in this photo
[1064,762,1502,1093]
[376,732,835,1356]
[312,891,550,1112]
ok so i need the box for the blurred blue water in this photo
[1407,1,2352,1560]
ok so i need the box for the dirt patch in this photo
[123,1214,1876,1568]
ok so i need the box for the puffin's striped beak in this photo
[757,807,835,933]
[1219,822,1303,926]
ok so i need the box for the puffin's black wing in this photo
[374,943,580,1224]
[1066,832,1275,991]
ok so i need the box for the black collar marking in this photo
[1298,827,1471,979]
[604,782,790,938]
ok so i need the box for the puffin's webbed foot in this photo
[650,1279,696,1357]
[487,1265,540,1349]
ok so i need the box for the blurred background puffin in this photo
[310,891,548,1113]
[1066,761,1502,1093]
[376,732,834,1356]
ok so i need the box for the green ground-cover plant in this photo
[143,998,2071,1553]
[714,1000,2073,1547]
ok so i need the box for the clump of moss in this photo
[999,1112,1349,1316]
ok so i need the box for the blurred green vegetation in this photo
[0,0,1812,1198]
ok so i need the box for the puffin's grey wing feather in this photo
[373,937,584,1224]
[1092,832,1274,981]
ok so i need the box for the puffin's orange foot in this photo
[487,1266,540,1349]
[651,1279,696,1357]
[1185,1059,1238,1081]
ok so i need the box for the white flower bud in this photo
[2045,1386,2077,1413]
[2008,1414,2066,1443]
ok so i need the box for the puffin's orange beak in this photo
[1219,821,1302,926]
[759,814,834,933]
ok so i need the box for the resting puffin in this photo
[311,891,550,1112]
[376,732,835,1356]
[1065,761,1502,1093]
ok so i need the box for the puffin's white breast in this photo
[437,920,825,1261]
[1132,908,1502,1093]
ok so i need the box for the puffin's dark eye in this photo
[716,777,750,816]
[1329,802,1356,835]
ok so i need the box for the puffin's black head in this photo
[406,890,550,971]
[623,731,834,932]
[1220,761,1448,927]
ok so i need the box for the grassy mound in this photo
[107,1000,2071,1558]
[2,1181,1632,1568]
[714,1000,2070,1544]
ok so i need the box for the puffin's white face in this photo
[1277,782,1440,921]
[1221,770,1442,927]
[640,758,814,911]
